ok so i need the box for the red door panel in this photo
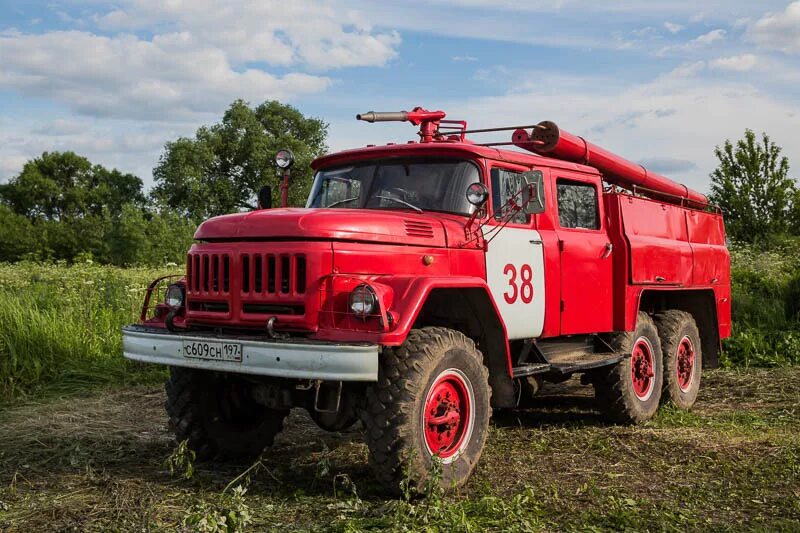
[554,174,614,335]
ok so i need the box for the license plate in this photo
[183,340,242,362]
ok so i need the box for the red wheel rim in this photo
[423,369,474,461]
[630,337,656,401]
[676,336,695,392]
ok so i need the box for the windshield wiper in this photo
[375,195,423,213]
[327,197,360,208]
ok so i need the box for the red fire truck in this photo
[123,107,730,491]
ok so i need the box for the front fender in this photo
[312,275,512,373]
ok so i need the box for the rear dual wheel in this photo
[655,310,702,409]
[594,312,664,424]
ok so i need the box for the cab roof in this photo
[311,141,599,176]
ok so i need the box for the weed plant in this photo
[0,260,179,400]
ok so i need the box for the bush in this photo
[724,240,800,367]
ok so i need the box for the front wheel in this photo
[165,367,289,461]
[593,312,664,424]
[360,327,491,493]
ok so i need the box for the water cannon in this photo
[357,107,451,142]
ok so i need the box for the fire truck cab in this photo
[123,108,731,492]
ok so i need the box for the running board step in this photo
[548,354,626,376]
[511,363,551,378]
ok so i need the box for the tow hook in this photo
[267,316,289,340]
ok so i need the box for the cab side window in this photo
[491,168,528,224]
[556,179,599,229]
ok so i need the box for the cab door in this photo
[483,165,546,340]
[553,173,614,335]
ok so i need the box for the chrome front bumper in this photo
[122,326,379,381]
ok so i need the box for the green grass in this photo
[2,239,800,401]
[0,261,179,401]
[725,241,800,367]
[0,369,797,531]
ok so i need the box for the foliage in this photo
[0,150,197,265]
[0,261,178,400]
[724,238,800,367]
[0,151,145,220]
[166,440,196,480]
[152,99,328,220]
[708,129,797,243]
[182,486,253,533]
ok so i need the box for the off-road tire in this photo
[655,310,702,409]
[593,312,664,424]
[360,327,491,494]
[165,367,289,461]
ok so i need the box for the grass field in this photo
[0,254,799,531]
[0,261,179,401]
[1,242,799,401]
[0,368,798,531]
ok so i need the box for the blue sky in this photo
[1,0,799,192]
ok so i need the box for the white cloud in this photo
[452,55,478,62]
[443,75,799,192]
[710,54,758,72]
[0,115,193,184]
[748,1,800,54]
[94,0,400,70]
[667,61,706,78]
[0,154,28,182]
[664,22,684,34]
[695,29,726,45]
[0,1,402,123]
[658,28,726,55]
[0,30,333,122]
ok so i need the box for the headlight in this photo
[349,284,377,317]
[275,149,294,169]
[165,283,185,310]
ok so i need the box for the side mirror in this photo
[466,182,489,207]
[521,170,545,215]
[257,185,273,209]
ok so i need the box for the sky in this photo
[1,0,799,193]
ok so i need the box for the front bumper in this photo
[122,325,379,381]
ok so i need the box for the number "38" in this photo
[503,264,534,304]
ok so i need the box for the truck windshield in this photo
[306,159,480,216]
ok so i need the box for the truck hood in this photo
[194,208,450,247]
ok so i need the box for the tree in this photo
[152,100,328,220]
[708,130,796,243]
[0,151,145,221]
[0,205,41,261]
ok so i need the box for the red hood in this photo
[194,208,456,247]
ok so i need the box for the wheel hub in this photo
[631,337,655,401]
[676,336,695,392]
[423,370,472,460]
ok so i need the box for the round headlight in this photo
[349,284,377,317]
[165,283,185,310]
[275,149,295,169]
[466,182,489,206]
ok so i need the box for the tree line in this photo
[0,98,797,265]
[0,100,327,265]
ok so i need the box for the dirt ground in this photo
[1,368,798,532]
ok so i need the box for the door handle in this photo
[601,242,613,259]
[529,239,543,245]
